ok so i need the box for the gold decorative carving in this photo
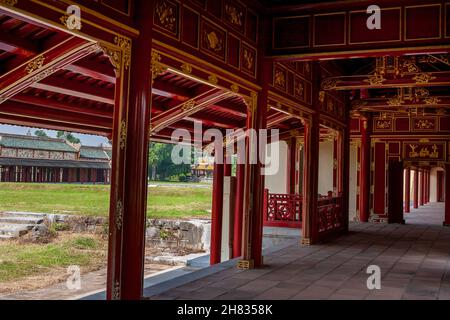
[28,67,58,84]
[243,48,254,71]
[274,69,285,88]
[181,63,192,74]
[415,119,434,130]
[387,96,404,106]
[225,4,243,27]
[230,84,239,93]
[25,55,45,74]
[99,44,122,77]
[318,91,325,104]
[376,120,392,129]
[119,120,127,150]
[301,238,311,245]
[352,100,367,109]
[408,144,439,159]
[151,51,167,80]
[60,12,82,31]
[305,62,310,74]
[237,259,254,270]
[327,100,334,112]
[208,75,218,85]
[204,31,223,52]
[114,36,131,70]
[424,97,441,105]
[415,87,429,98]
[401,59,420,74]
[295,82,304,98]
[0,0,17,6]
[413,73,436,84]
[364,74,386,86]
[115,200,123,230]
[181,100,196,112]
[321,78,339,90]
[112,281,120,300]
[155,0,177,32]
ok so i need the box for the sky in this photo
[0,124,110,147]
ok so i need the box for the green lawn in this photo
[0,183,212,219]
[0,235,106,283]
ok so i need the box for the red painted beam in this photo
[0,113,110,136]
[0,37,97,103]
[209,103,247,118]
[64,59,116,84]
[0,28,38,57]
[0,100,112,129]
[323,72,450,91]
[30,76,114,105]
[151,88,229,133]
[185,114,241,129]
[11,93,113,119]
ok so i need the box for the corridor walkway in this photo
[150,203,450,300]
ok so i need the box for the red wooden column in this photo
[419,169,425,206]
[210,155,225,265]
[233,163,245,258]
[106,0,153,300]
[437,171,444,202]
[413,169,419,209]
[359,116,372,222]
[287,137,297,194]
[249,91,268,268]
[444,164,450,226]
[404,168,411,213]
[426,170,431,204]
[302,115,320,244]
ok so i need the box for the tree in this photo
[57,131,81,144]
[34,130,48,138]
[148,142,191,181]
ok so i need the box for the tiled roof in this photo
[0,134,76,152]
[80,146,110,160]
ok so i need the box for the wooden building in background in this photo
[0,133,111,183]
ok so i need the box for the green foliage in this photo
[52,222,70,232]
[71,237,98,250]
[57,131,81,144]
[159,229,172,240]
[0,237,105,282]
[0,183,211,219]
[148,142,192,181]
[34,130,48,138]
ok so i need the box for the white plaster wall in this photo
[318,140,334,195]
[430,167,440,203]
[349,144,358,221]
[264,140,288,194]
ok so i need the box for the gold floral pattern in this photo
[155,0,177,33]
[225,4,243,27]
[413,73,436,84]
[25,55,45,74]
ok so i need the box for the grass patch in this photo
[70,237,98,250]
[0,183,212,219]
[0,235,105,283]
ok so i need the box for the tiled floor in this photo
[151,202,450,300]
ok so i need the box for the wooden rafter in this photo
[321,71,450,91]
[151,88,230,133]
[0,36,98,104]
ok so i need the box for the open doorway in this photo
[401,166,445,226]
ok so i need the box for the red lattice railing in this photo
[318,194,344,234]
[263,189,302,228]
